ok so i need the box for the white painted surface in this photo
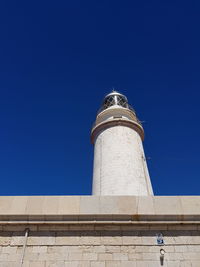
[95,106,136,125]
[92,125,153,195]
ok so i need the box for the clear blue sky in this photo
[0,0,199,195]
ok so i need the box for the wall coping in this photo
[0,196,199,224]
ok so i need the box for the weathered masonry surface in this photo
[0,196,200,266]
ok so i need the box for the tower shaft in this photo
[91,91,153,196]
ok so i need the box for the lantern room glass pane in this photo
[97,91,135,114]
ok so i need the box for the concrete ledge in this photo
[0,215,200,224]
[0,196,199,224]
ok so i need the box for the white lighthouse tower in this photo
[91,91,153,196]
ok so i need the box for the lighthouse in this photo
[91,91,153,195]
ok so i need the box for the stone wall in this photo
[0,224,200,266]
[0,196,200,266]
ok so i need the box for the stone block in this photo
[137,262,157,267]
[99,197,119,214]
[80,196,100,214]
[113,252,128,260]
[58,196,80,214]
[69,225,94,231]
[1,246,17,254]
[90,262,105,267]
[10,232,24,246]
[0,262,19,267]
[29,262,45,267]
[29,215,45,221]
[154,196,182,215]
[9,253,21,261]
[43,196,59,214]
[147,261,162,267]
[79,235,101,245]
[0,253,9,261]
[38,253,63,261]
[81,245,94,253]
[180,196,200,215]
[192,262,200,267]
[142,252,159,260]
[45,261,65,267]
[149,224,168,230]
[10,196,28,214]
[2,246,17,254]
[175,246,188,252]
[0,196,14,214]
[22,261,31,267]
[183,253,200,260]
[38,225,69,231]
[55,232,80,245]
[163,246,174,253]
[123,262,136,267]
[27,232,55,245]
[68,252,83,261]
[99,196,137,214]
[0,232,11,245]
[106,246,121,253]
[128,253,142,260]
[26,196,44,215]
[24,253,39,261]
[48,246,62,253]
[166,252,184,261]
[32,246,48,253]
[94,246,106,253]
[168,225,197,230]
[187,245,200,252]
[83,253,97,260]
[180,262,192,267]
[116,196,138,214]
[138,196,155,215]
[105,261,121,267]
[120,246,135,254]
[95,225,121,231]
[167,261,181,267]
[98,253,113,260]
[141,235,155,245]
[3,225,37,231]
[101,235,122,245]
[122,232,142,245]
[135,246,150,253]
[25,247,33,254]
[121,225,149,231]
[65,262,90,267]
